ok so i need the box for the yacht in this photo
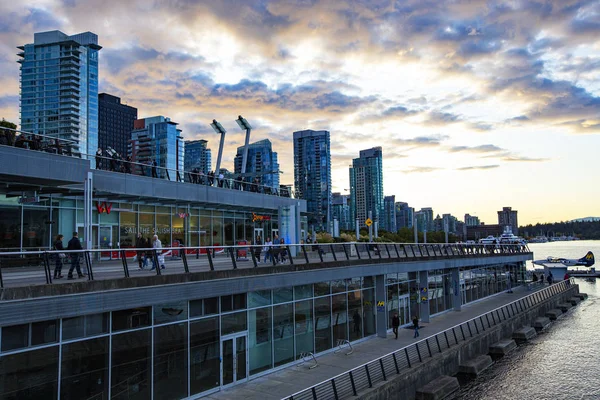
[478,235,498,245]
[499,226,526,244]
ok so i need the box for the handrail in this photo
[282,279,575,400]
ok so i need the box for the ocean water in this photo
[455,241,600,400]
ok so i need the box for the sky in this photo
[0,0,599,226]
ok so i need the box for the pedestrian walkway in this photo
[206,284,546,400]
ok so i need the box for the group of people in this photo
[1,129,71,155]
[391,313,421,339]
[250,235,288,264]
[95,148,133,174]
[531,271,554,286]
[135,233,166,270]
[52,232,86,280]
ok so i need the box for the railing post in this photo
[330,244,337,261]
[349,371,357,395]
[153,249,161,276]
[331,379,339,400]
[120,250,130,278]
[379,359,387,381]
[404,348,411,368]
[415,343,422,362]
[452,328,459,344]
[393,244,401,258]
[342,244,349,260]
[230,247,238,269]
[365,365,372,388]
[444,331,450,348]
[85,251,94,280]
[317,246,324,263]
[0,260,4,288]
[181,250,189,273]
[311,387,317,400]
[392,353,400,374]
[435,335,442,353]
[206,250,214,271]
[355,243,361,260]
[426,339,432,357]
[302,245,309,263]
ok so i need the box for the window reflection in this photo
[111,329,151,400]
[154,323,188,400]
[314,297,331,353]
[61,337,109,400]
[294,300,314,359]
[0,345,58,399]
[249,307,272,375]
[273,304,294,367]
[190,318,220,395]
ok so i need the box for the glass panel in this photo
[332,293,348,343]
[236,336,247,380]
[314,281,330,297]
[362,288,376,336]
[112,307,151,331]
[119,212,136,248]
[222,339,234,386]
[294,300,314,359]
[294,284,312,300]
[156,214,170,245]
[0,345,58,399]
[31,320,58,346]
[233,293,247,310]
[363,276,375,288]
[61,337,109,400]
[154,301,188,325]
[221,295,233,313]
[387,284,399,329]
[331,280,346,294]
[62,314,107,340]
[273,303,294,367]
[1,324,29,351]
[248,290,271,308]
[314,296,332,353]
[221,312,247,335]
[111,329,151,400]
[153,323,188,400]
[347,277,362,291]
[273,287,293,304]
[190,317,220,395]
[249,307,272,375]
[348,290,363,341]
[190,299,203,318]
[204,297,219,315]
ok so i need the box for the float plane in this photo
[533,251,595,267]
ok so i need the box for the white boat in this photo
[478,235,498,245]
[498,226,526,244]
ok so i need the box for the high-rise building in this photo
[293,130,331,229]
[129,116,184,181]
[332,192,351,231]
[415,207,434,232]
[383,195,397,232]
[464,214,481,226]
[98,93,137,158]
[349,147,384,228]
[184,139,212,175]
[498,206,518,235]
[233,139,279,192]
[395,202,414,230]
[18,30,101,162]
[442,214,458,234]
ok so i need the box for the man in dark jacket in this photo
[392,313,400,339]
[135,233,146,270]
[67,232,85,279]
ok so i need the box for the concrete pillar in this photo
[368,210,373,242]
[355,218,360,240]
[419,270,430,323]
[452,268,461,311]
[375,274,387,338]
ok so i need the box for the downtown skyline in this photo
[0,1,599,225]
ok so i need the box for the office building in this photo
[293,130,331,229]
[442,214,458,234]
[383,195,397,232]
[18,30,101,162]
[464,214,481,226]
[498,206,518,235]
[332,192,351,231]
[184,139,212,174]
[129,116,184,181]
[349,147,384,228]
[98,93,137,157]
[395,202,414,230]
[234,139,279,192]
[415,207,434,232]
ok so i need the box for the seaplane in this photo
[532,251,595,268]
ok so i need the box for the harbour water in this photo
[456,240,600,400]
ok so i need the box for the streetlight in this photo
[210,119,226,187]
[235,115,252,175]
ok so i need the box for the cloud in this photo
[456,165,500,170]
[402,166,443,173]
[502,156,549,162]
[395,134,449,147]
[448,144,505,153]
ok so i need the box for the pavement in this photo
[206,283,548,400]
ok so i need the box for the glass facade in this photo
[349,147,384,228]
[233,139,280,191]
[184,139,212,175]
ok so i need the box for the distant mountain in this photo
[569,217,600,222]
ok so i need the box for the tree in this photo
[0,118,17,129]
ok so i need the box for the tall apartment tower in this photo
[184,140,212,174]
[464,214,481,226]
[383,195,397,232]
[129,116,184,181]
[415,207,434,232]
[349,147,384,228]
[395,202,414,230]
[233,139,279,191]
[498,206,518,234]
[332,192,351,231]
[18,30,101,162]
[98,93,137,157]
[293,130,332,230]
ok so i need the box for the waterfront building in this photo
[466,224,504,241]
[464,213,481,226]
[184,139,212,174]
[395,202,414,230]
[18,30,101,163]
[383,195,397,232]
[331,192,351,231]
[293,130,331,230]
[498,206,519,235]
[415,207,434,232]
[129,116,184,182]
[233,139,279,192]
[98,93,137,158]
[349,147,384,228]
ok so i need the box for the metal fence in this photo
[0,242,530,288]
[282,278,574,400]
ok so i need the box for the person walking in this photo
[506,270,513,293]
[547,271,553,285]
[412,315,420,338]
[135,233,146,270]
[254,235,262,263]
[67,232,85,280]
[151,235,165,270]
[392,313,400,339]
[539,272,545,286]
[263,237,272,264]
[151,160,158,178]
[53,234,65,279]
[353,311,362,335]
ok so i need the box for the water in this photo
[455,241,600,400]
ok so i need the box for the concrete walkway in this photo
[206,283,548,400]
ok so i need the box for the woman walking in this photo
[53,234,65,279]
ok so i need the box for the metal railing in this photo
[0,242,530,289]
[282,279,575,400]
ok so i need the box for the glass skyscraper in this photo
[233,139,279,191]
[184,139,212,174]
[395,202,414,230]
[98,93,137,158]
[293,130,331,230]
[18,30,101,162]
[349,147,384,228]
[129,116,184,181]
[383,195,397,232]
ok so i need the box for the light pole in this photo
[210,119,226,187]
[235,115,252,175]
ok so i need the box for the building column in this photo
[452,268,462,311]
[419,270,430,323]
[375,274,387,338]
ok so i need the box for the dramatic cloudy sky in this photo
[1,0,599,225]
